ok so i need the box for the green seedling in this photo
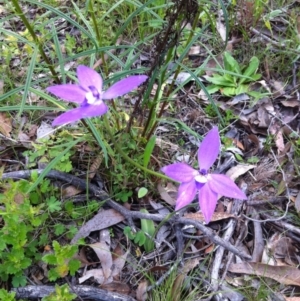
[124,209,156,253]
[0,289,18,301]
[206,51,262,96]
[42,241,80,281]
[140,208,155,252]
[41,284,76,301]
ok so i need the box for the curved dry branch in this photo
[12,285,137,301]
[1,169,251,261]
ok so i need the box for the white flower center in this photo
[86,91,102,105]
[194,174,208,183]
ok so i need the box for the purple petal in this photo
[102,75,148,99]
[47,85,86,103]
[161,163,198,183]
[175,181,197,210]
[77,65,103,91]
[198,126,220,171]
[208,174,247,200]
[198,183,218,224]
[52,103,108,126]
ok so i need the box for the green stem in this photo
[88,0,120,130]
[103,116,171,181]
[145,10,202,140]
[88,0,110,75]
[11,0,60,83]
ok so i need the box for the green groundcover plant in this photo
[206,51,261,97]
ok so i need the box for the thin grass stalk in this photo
[145,9,202,140]
[141,47,174,138]
[126,0,186,133]
[11,0,60,83]
[102,116,170,180]
[88,0,120,131]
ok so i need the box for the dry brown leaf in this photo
[228,262,300,286]
[295,191,300,213]
[216,12,226,41]
[157,182,177,206]
[71,209,125,244]
[281,100,300,107]
[0,113,12,137]
[171,258,200,301]
[297,15,300,39]
[205,244,215,254]
[136,280,148,301]
[275,129,285,153]
[78,268,108,284]
[232,138,245,150]
[155,137,179,152]
[226,164,255,181]
[88,154,103,179]
[73,247,90,266]
[269,123,285,153]
[181,258,200,274]
[263,233,299,267]
[269,79,286,98]
[188,45,201,56]
[172,274,185,301]
[101,282,131,295]
[111,249,129,277]
[285,298,300,301]
[79,247,129,285]
[184,212,235,222]
[90,242,113,279]
[62,185,82,198]
[0,80,3,94]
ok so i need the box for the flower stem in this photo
[88,0,120,131]
[145,10,202,140]
[102,116,171,181]
[11,0,60,83]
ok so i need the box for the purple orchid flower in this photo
[47,65,148,126]
[161,127,247,224]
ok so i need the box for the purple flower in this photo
[47,65,148,126]
[161,127,247,224]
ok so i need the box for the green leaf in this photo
[26,137,83,193]
[143,135,156,168]
[19,46,38,117]
[138,187,148,198]
[54,224,65,236]
[68,259,81,276]
[222,87,237,96]
[235,84,249,95]
[206,85,220,94]
[140,209,155,252]
[251,73,262,81]
[42,254,57,265]
[124,226,136,240]
[240,56,260,84]
[0,289,16,301]
[12,274,27,287]
[134,231,146,246]
[224,51,241,74]
[47,196,62,213]
[0,241,6,251]
[205,76,236,87]
[48,269,60,281]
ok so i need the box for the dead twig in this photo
[12,285,137,301]
[250,208,264,262]
[1,169,252,261]
[210,192,247,292]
